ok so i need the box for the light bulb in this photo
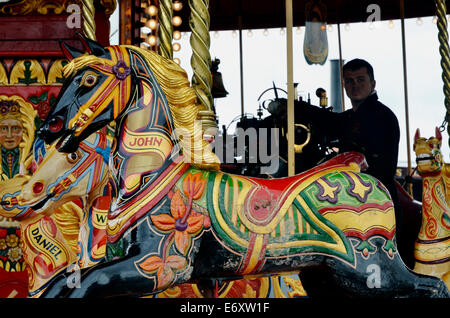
[247,30,253,37]
[328,25,333,32]
[416,18,423,25]
[296,26,302,34]
[280,28,285,35]
[173,16,182,27]
[263,29,269,36]
[147,5,157,16]
[146,19,158,30]
[147,35,157,46]
[173,42,181,52]
[173,57,181,64]
[344,23,350,31]
[388,20,394,29]
[173,30,181,40]
[173,1,183,11]
[232,30,237,38]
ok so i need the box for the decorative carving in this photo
[9,60,46,86]
[47,59,68,85]
[0,0,81,16]
[0,63,7,85]
[413,127,450,289]
[82,0,96,41]
[0,95,36,180]
[0,0,116,16]
[158,0,174,59]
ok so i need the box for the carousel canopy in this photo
[179,0,447,32]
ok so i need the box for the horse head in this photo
[413,127,443,175]
[0,132,112,220]
[38,35,220,172]
[37,34,133,153]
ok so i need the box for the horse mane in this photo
[52,201,83,256]
[62,46,220,171]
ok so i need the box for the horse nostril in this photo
[49,117,63,133]
[33,182,44,195]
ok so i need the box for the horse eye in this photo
[81,72,98,87]
[67,152,80,163]
[49,117,63,133]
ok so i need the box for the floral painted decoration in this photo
[112,61,130,80]
[138,172,208,290]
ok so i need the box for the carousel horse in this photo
[0,133,112,297]
[2,133,304,298]
[8,36,447,297]
[413,128,450,289]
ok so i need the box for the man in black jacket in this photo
[296,58,403,248]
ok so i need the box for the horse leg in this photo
[41,216,203,298]
[323,237,450,298]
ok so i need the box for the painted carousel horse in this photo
[10,37,447,297]
[413,128,450,289]
[0,133,112,297]
[2,133,303,298]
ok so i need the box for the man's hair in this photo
[343,59,375,81]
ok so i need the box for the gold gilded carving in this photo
[0,95,37,271]
[47,59,68,85]
[9,60,46,86]
[283,275,307,297]
[82,0,96,41]
[0,95,37,180]
[99,0,117,16]
[0,63,7,85]
[158,0,174,59]
[0,0,81,15]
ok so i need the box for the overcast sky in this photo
[110,12,448,168]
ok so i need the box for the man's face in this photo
[343,67,376,103]
[0,119,23,150]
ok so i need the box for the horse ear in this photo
[59,41,83,61]
[436,127,442,141]
[75,32,106,56]
[414,128,420,142]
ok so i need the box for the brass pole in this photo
[400,0,413,195]
[337,23,345,111]
[238,2,245,119]
[158,0,174,59]
[435,0,450,150]
[189,0,217,135]
[82,0,96,41]
[286,0,295,176]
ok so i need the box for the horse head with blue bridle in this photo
[29,35,449,298]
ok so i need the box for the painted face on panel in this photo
[0,118,23,150]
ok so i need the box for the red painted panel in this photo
[0,16,81,40]
[0,267,28,298]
